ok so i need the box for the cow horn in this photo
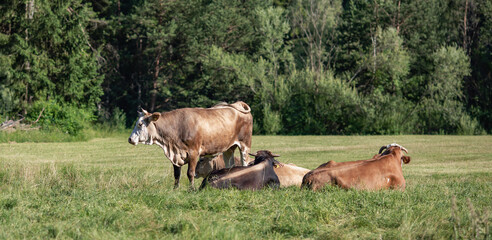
[248,153,256,157]
[137,108,144,117]
[400,146,408,153]
[141,108,149,115]
[271,153,280,157]
[378,145,387,154]
[387,143,409,154]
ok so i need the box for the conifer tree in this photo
[0,0,102,134]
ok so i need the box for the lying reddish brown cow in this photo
[315,150,383,169]
[128,101,253,188]
[195,152,310,187]
[199,150,281,190]
[302,143,411,191]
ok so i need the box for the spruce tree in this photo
[0,0,103,134]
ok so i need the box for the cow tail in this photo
[231,101,251,114]
[212,101,251,114]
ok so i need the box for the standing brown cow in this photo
[128,101,253,188]
[302,143,411,191]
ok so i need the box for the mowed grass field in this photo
[1,135,491,239]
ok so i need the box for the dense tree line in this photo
[1,0,491,135]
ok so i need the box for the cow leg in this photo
[187,153,199,190]
[389,176,406,190]
[173,165,181,189]
[239,143,250,166]
[222,148,235,167]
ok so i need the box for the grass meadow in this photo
[0,135,491,239]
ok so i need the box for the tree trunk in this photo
[396,0,401,34]
[23,0,35,115]
[463,0,468,51]
[150,48,161,112]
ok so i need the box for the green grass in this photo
[1,135,491,239]
[0,126,127,143]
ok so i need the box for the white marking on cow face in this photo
[128,112,155,146]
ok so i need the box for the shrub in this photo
[262,104,282,135]
[27,100,95,136]
[282,69,365,135]
[362,91,418,134]
[457,115,486,135]
[416,45,474,134]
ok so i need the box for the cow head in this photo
[128,109,161,146]
[378,143,411,165]
[249,150,281,168]
[195,155,217,178]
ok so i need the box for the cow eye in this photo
[138,122,143,127]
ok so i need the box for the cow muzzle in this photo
[128,137,138,145]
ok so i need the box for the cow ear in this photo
[402,156,411,164]
[272,159,282,168]
[151,112,161,122]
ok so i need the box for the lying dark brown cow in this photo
[199,150,281,190]
[195,155,242,178]
[302,143,411,191]
[195,152,309,187]
[128,101,253,188]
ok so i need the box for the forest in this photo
[1,0,491,135]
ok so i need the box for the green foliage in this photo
[417,45,475,134]
[465,0,492,133]
[0,84,18,115]
[107,107,127,131]
[457,114,486,135]
[290,0,342,72]
[362,91,418,134]
[357,27,411,95]
[336,0,372,74]
[283,69,364,134]
[27,100,95,136]
[201,5,292,134]
[1,0,492,135]
[0,0,102,135]
[262,104,283,135]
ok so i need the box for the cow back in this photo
[274,163,310,187]
[200,161,280,190]
[152,104,252,166]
